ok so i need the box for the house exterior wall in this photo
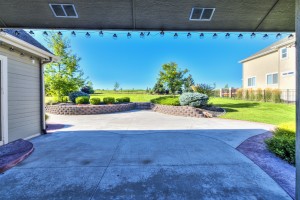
[242,46,296,90]
[279,46,296,90]
[0,46,41,142]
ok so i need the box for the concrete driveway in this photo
[0,111,291,199]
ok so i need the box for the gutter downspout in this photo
[40,57,52,134]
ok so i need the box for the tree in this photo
[183,74,195,92]
[191,83,216,97]
[44,33,87,101]
[157,62,189,94]
[114,82,120,91]
[224,84,229,89]
[153,79,166,94]
[81,85,94,94]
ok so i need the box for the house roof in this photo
[240,35,296,63]
[0,0,295,32]
[2,29,52,54]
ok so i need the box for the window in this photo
[267,73,278,84]
[281,48,288,59]
[247,77,256,87]
[282,71,294,76]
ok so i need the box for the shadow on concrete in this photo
[0,129,292,200]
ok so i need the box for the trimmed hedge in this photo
[69,91,89,103]
[265,122,295,165]
[103,97,115,104]
[179,92,208,108]
[116,97,130,103]
[75,96,90,104]
[150,96,180,106]
[90,98,101,105]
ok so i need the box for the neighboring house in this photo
[0,29,58,145]
[240,35,296,91]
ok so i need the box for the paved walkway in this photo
[0,111,291,199]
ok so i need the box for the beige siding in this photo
[279,46,296,90]
[0,47,41,142]
[242,46,296,90]
[243,52,279,89]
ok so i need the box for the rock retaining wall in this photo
[151,104,204,118]
[46,102,209,118]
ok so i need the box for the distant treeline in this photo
[94,89,148,94]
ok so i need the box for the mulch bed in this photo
[237,132,296,199]
[0,139,34,173]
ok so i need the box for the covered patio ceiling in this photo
[0,0,295,32]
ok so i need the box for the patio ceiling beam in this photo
[132,0,136,30]
[254,0,280,31]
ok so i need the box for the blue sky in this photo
[30,30,289,89]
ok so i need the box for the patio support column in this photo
[296,0,300,199]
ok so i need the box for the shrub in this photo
[236,89,243,99]
[116,97,130,103]
[272,89,282,103]
[103,97,115,104]
[90,98,101,105]
[265,88,272,102]
[151,96,180,106]
[75,96,90,104]
[265,122,296,165]
[249,89,255,101]
[179,92,209,108]
[245,89,249,100]
[69,91,89,103]
[256,88,263,101]
[81,85,94,94]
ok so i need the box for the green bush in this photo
[249,89,255,101]
[116,97,130,103]
[265,88,272,102]
[272,89,282,103]
[103,97,115,104]
[256,88,263,101]
[90,98,101,105]
[245,90,249,100]
[69,91,89,103]
[179,92,209,108]
[75,96,90,104]
[150,96,180,106]
[265,122,295,165]
[236,89,243,99]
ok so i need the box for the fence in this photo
[215,88,296,103]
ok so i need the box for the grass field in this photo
[210,98,295,125]
[45,93,165,103]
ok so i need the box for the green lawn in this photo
[210,98,295,125]
[45,93,165,103]
[90,93,164,102]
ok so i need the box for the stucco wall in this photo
[0,47,41,142]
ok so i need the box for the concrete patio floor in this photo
[0,110,291,199]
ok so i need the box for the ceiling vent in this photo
[49,4,78,18]
[189,8,215,21]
